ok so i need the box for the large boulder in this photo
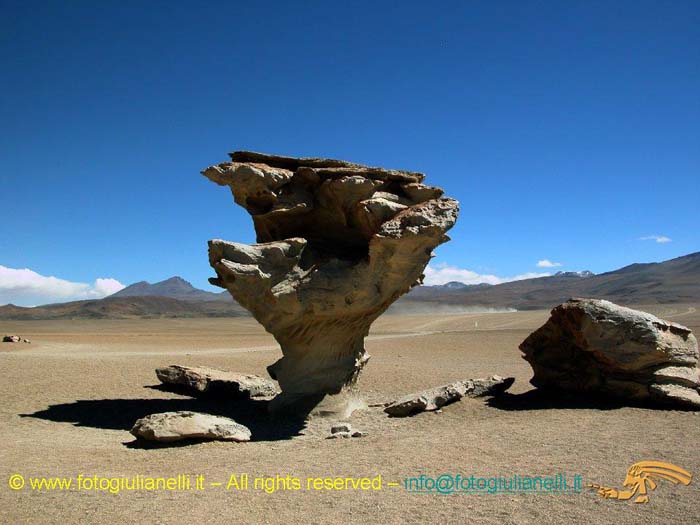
[384,376,514,417]
[130,411,251,442]
[520,299,700,408]
[202,151,459,413]
[155,365,278,398]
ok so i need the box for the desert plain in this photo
[2,305,699,524]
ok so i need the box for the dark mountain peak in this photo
[152,276,197,291]
[611,262,647,274]
[111,276,227,302]
[159,276,190,285]
[606,251,700,276]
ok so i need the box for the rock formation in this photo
[3,335,30,343]
[156,365,278,398]
[202,151,459,413]
[384,376,515,416]
[520,299,700,408]
[130,411,251,442]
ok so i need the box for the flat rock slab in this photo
[384,375,514,417]
[227,150,425,182]
[156,365,278,398]
[130,411,251,442]
[520,298,700,408]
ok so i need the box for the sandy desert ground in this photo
[1,305,699,524]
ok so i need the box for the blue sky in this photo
[1,1,698,306]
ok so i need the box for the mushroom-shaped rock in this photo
[202,151,459,413]
[519,299,700,408]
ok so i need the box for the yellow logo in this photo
[589,461,692,503]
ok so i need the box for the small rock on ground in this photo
[130,411,251,443]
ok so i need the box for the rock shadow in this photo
[20,388,310,446]
[487,390,624,411]
[487,389,698,412]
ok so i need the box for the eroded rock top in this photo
[202,151,451,258]
[227,150,425,181]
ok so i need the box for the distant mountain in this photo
[2,253,698,320]
[424,281,493,291]
[407,281,490,299]
[0,276,246,320]
[398,252,700,310]
[0,295,247,320]
[111,276,229,302]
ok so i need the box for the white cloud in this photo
[0,265,125,307]
[536,259,562,268]
[423,263,550,286]
[640,235,672,244]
